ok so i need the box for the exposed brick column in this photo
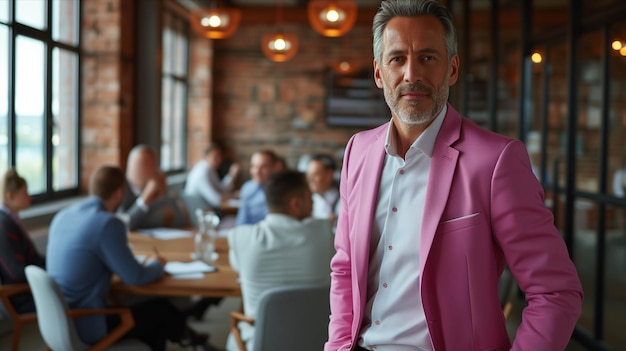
[81,0,134,190]
[187,34,214,167]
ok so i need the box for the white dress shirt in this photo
[184,160,234,208]
[226,214,335,351]
[312,187,340,220]
[359,106,447,351]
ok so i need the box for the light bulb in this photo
[531,52,542,64]
[274,38,286,51]
[208,15,222,28]
[611,40,623,51]
[326,9,340,22]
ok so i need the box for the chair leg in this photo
[11,322,21,351]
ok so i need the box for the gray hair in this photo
[373,0,457,62]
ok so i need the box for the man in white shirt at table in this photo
[226,170,335,351]
[306,153,340,222]
[184,142,240,212]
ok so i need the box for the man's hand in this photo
[140,173,167,205]
[228,163,240,180]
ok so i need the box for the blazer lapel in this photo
[419,105,461,274]
[354,125,387,302]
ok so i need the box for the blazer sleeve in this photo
[491,140,583,351]
[98,218,163,285]
[326,135,357,351]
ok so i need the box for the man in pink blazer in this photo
[325,1,583,350]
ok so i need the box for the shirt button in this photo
[388,245,393,250]
[399,169,405,175]
[382,283,388,288]
[392,207,397,212]
[375,320,380,325]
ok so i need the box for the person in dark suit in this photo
[0,169,45,314]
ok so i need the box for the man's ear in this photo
[374,59,384,89]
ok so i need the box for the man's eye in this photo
[423,56,436,61]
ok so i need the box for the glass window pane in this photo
[52,0,79,45]
[163,15,172,74]
[161,77,172,170]
[0,0,8,23]
[172,81,185,169]
[609,20,626,200]
[52,47,78,191]
[16,0,46,30]
[0,25,8,175]
[15,36,45,194]
[604,203,626,348]
[545,43,568,193]
[576,30,603,194]
[174,19,187,76]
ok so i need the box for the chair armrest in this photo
[0,283,37,322]
[66,308,135,351]
[230,311,254,351]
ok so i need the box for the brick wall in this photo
[81,0,134,188]
[80,0,384,189]
[211,23,379,176]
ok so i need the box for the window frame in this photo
[1,0,81,203]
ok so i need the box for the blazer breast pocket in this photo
[437,212,484,234]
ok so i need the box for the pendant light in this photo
[190,1,241,39]
[262,0,298,62]
[308,0,357,38]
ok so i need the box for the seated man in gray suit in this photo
[119,145,186,230]
[226,170,335,351]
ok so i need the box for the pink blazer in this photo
[325,105,583,351]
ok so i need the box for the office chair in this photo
[230,284,330,351]
[24,265,149,351]
[0,281,38,351]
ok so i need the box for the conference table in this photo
[110,231,241,298]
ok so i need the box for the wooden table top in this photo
[110,232,241,298]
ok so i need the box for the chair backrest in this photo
[24,265,88,351]
[253,284,330,351]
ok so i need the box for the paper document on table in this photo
[171,272,205,279]
[164,260,216,275]
[136,227,193,240]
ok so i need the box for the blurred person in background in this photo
[0,169,45,313]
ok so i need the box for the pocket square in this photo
[440,212,480,224]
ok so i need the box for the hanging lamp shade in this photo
[262,33,299,62]
[308,0,357,37]
[190,5,241,39]
[330,59,359,75]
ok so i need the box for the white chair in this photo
[231,284,330,351]
[24,265,149,351]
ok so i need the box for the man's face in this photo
[374,15,459,128]
[250,153,274,184]
[127,150,159,190]
[306,160,334,195]
[206,149,223,169]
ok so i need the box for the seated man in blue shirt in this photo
[46,165,208,351]
[235,149,279,225]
